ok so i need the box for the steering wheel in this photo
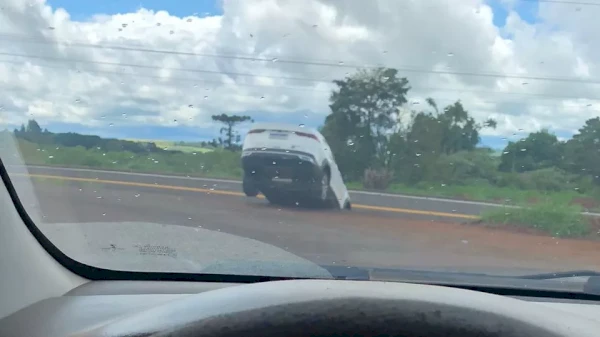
[79,280,599,337]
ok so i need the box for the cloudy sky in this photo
[0,0,598,148]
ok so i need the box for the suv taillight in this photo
[295,131,320,142]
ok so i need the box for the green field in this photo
[127,139,214,154]
[17,138,242,179]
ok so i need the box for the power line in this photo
[1,59,599,111]
[2,58,600,104]
[0,34,375,70]
[4,49,600,89]
[1,80,595,112]
[521,0,600,6]
[0,51,336,84]
[3,35,600,85]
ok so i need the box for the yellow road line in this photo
[352,204,479,219]
[18,173,479,220]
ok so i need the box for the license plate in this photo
[269,132,288,140]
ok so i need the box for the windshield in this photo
[2,0,600,283]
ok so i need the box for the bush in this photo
[518,168,575,192]
[481,202,590,238]
[431,150,499,185]
[363,168,393,190]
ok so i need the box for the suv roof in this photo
[250,122,319,134]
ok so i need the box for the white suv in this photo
[241,122,351,209]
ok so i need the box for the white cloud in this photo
[0,0,598,141]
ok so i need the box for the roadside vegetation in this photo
[128,140,215,154]
[481,203,591,238]
[6,67,600,238]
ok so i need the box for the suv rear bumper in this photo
[241,148,324,192]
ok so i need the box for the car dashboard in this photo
[2,279,600,337]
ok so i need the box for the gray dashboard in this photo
[2,280,600,337]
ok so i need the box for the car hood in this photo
[37,222,600,295]
[39,221,332,279]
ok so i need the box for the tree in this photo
[26,119,42,134]
[211,114,253,150]
[499,129,563,173]
[321,68,410,180]
[390,99,496,183]
[561,117,600,184]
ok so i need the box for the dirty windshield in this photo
[1,0,600,281]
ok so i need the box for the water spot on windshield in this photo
[204,96,208,100]
[271,57,278,63]
[298,123,305,127]
[447,52,454,57]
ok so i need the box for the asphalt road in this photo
[21,165,501,220]
[9,165,600,276]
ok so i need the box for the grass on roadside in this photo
[17,139,242,179]
[347,181,584,206]
[480,202,591,238]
